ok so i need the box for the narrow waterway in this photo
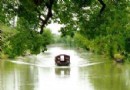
[0,46,130,90]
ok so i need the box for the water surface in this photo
[0,46,130,90]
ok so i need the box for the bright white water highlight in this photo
[7,47,104,68]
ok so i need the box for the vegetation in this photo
[0,0,130,61]
[54,0,130,62]
[0,22,53,58]
[114,54,124,60]
[0,23,18,58]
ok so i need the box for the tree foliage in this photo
[0,0,130,59]
[3,28,53,58]
[0,0,107,33]
[54,0,130,60]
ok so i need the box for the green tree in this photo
[0,0,130,59]
[3,28,53,58]
[0,0,106,33]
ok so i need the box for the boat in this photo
[55,54,70,66]
[115,59,124,63]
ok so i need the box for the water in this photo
[0,46,130,90]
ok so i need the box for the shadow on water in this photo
[0,46,130,90]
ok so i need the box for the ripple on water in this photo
[5,46,104,68]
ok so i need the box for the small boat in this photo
[115,59,124,63]
[114,54,124,63]
[55,54,70,66]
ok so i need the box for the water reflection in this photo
[85,62,130,90]
[0,61,38,90]
[55,68,70,77]
[0,46,130,90]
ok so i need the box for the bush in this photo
[2,27,54,58]
[114,53,124,60]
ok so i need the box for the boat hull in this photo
[55,54,70,66]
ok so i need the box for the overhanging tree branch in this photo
[38,0,54,34]
[98,0,106,15]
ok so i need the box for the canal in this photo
[0,46,130,90]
